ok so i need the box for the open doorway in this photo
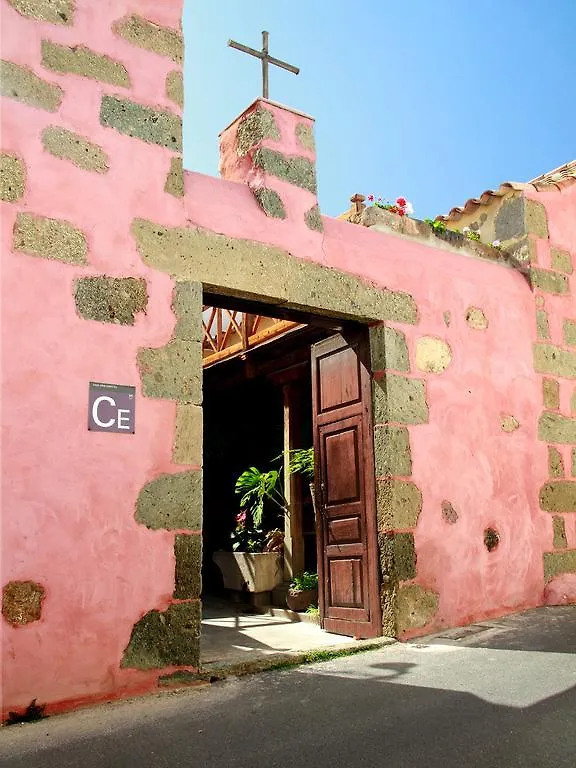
[200,294,382,665]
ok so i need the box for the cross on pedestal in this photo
[228,31,299,100]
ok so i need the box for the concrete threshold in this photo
[159,636,396,690]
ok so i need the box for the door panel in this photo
[312,332,381,639]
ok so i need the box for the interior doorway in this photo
[200,294,382,664]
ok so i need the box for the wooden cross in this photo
[228,31,299,100]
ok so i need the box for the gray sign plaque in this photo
[88,382,135,434]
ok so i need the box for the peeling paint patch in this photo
[2,581,45,626]
[501,414,520,433]
[465,307,488,330]
[415,337,452,374]
[441,500,459,524]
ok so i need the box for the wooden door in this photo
[311,331,382,639]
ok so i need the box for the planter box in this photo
[286,588,318,612]
[212,551,283,593]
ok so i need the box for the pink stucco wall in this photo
[1,0,190,716]
[2,0,573,719]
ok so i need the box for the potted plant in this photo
[212,449,314,598]
[286,571,319,612]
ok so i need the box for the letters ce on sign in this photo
[88,382,135,434]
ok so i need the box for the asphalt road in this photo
[1,606,575,768]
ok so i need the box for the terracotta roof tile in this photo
[438,160,576,222]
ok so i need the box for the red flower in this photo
[397,209,405,216]
[236,512,246,525]
[396,197,407,207]
[367,194,374,202]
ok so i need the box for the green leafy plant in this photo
[424,218,447,234]
[305,604,320,616]
[233,449,314,552]
[290,571,318,591]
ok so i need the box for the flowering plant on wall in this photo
[367,195,414,217]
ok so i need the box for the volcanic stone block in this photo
[373,375,429,425]
[253,147,317,193]
[174,534,202,599]
[13,212,87,264]
[539,412,576,444]
[172,281,203,341]
[536,310,550,340]
[564,320,576,347]
[552,517,568,549]
[548,446,565,478]
[304,204,323,232]
[165,70,183,108]
[0,153,25,202]
[370,325,410,373]
[543,379,559,410]
[121,601,200,669]
[533,344,576,378]
[113,15,183,63]
[138,339,202,403]
[524,199,548,239]
[397,584,439,632]
[374,426,412,477]
[41,41,130,87]
[295,122,315,152]
[2,581,45,626]
[543,550,576,582]
[539,481,576,513]
[376,478,422,529]
[173,403,202,465]
[42,126,109,173]
[130,219,418,325]
[551,248,572,275]
[6,0,74,24]
[100,95,182,151]
[236,107,279,156]
[135,470,202,530]
[252,187,286,219]
[75,277,147,325]
[531,269,569,295]
[164,156,184,197]
[1,59,63,112]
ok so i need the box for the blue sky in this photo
[183,1,575,220]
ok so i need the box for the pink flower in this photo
[367,194,374,202]
[236,512,246,525]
